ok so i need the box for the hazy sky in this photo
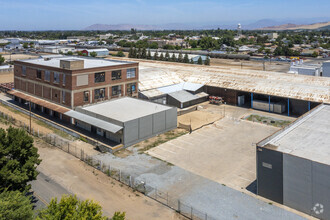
[0,0,329,30]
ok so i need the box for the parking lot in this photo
[148,105,292,191]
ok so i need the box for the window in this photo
[83,91,89,102]
[62,74,66,85]
[112,85,121,96]
[126,68,136,78]
[62,91,66,103]
[94,72,105,83]
[22,66,26,76]
[45,71,50,81]
[111,70,121,80]
[94,88,105,99]
[36,70,42,79]
[127,83,136,94]
[54,72,60,84]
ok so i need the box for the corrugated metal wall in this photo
[283,154,313,214]
[123,107,177,147]
[284,154,330,219]
[257,147,283,203]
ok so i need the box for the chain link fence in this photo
[0,108,218,220]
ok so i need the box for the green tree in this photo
[116,51,125,57]
[37,195,108,220]
[159,53,164,61]
[0,190,33,220]
[77,51,83,56]
[190,58,194,64]
[66,51,73,55]
[23,43,28,49]
[312,51,319,58]
[178,52,183,62]
[141,48,147,59]
[165,51,170,61]
[171,53,176,62]
[90,52,97,57]
[147,49,151,59]
[0,55,5,65]
[197,56,203,65]
[153,51,159,60]
[183,53,189,63]
[128,47,133,58]
[132,48,137,58]
[136,47,141,58]
[204,56,210,65]
[0,127,41,192]
[111,211,126,220]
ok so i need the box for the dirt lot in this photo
[1,53,38,62]
[35,142,183,220]
[0,116,182,219]
[178,110,223,131]
[0,72,13,83]
[147,105,295,191]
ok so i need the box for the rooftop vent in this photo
[60,59,84,70]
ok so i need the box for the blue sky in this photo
[0,0,329,30]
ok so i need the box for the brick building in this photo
[11,55,138,122]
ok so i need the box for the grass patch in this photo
[79,136,88,143]
[34,119,73,140]
[138,130,188,153]
[246,114,291,128]
[183,47,203,51]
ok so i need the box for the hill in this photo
[259,21,330,30]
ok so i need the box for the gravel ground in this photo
[93,149,306,220]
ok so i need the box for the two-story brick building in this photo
[11,55,138,122]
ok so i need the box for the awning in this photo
[8,90,70,114]
[65,110,123,134]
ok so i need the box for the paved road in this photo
[30,171,71,210]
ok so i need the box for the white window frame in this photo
[127,68,136,78]
[62,91,66,103]
[45,70,50,82]
[54,72,60,84]
[22,66,26,76]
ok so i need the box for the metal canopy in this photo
[65,110,123,133]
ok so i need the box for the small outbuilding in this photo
[81,48,109,57]
[65,97,177,147]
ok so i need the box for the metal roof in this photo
[65,110,123,133]
[258,104,330,165]
[80,97,173,122]
[18,56,132,69]
[168,90,207,103]
[138,61,330,103]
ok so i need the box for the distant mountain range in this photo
[258,21,330,30]
[84,19,330,31]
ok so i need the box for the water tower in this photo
[237,23,242,36]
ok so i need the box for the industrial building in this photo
[256,104,330,219]
[288,60,322,76]
[139,82,208,108]
[323,61,330,77]
[11,55,138,123]
[138,62,330,116]
[81,48,109,57]
[42,46,76,54]
[65,97,177,147]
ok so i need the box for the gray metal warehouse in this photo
[65,97,177,147]
[256,104,330,219]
